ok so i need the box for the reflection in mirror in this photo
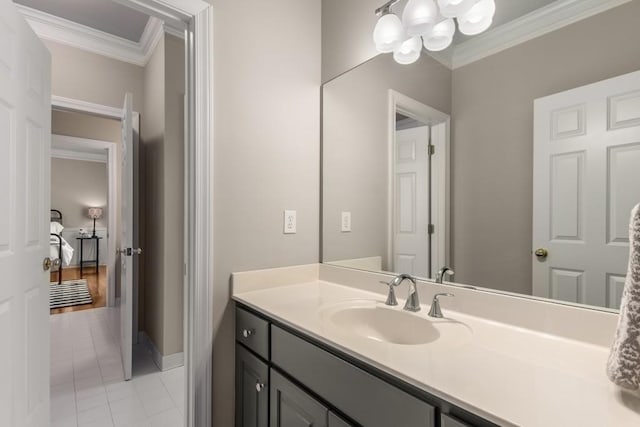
[322,1,640,311]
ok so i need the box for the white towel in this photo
[607,203,640,390]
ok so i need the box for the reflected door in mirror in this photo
[533,70,640,309]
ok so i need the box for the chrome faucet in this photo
[428,293,454,318]
[435,267,454,284]
[390,273,421,312]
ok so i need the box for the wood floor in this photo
[50,265,107,314]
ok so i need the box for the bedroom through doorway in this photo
[49,109,119,314]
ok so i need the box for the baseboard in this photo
[138,331,184,371]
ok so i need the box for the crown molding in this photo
[16,4,183,67]
[427,0,631,70]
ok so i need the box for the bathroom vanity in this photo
[232,264,640,427]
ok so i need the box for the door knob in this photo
[255,381,265,392]
[117,248,143,256]
[43,257,52,271]
[534,248,548,259]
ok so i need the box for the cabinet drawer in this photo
[271,326,435,427]
[236,307,269,359]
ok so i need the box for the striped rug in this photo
[50,280,93,309]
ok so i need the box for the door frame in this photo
[52,0,214,423]
[111,1,214,426]
[387,89,451,278]
[50,133,118,307]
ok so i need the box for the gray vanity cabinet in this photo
[328,412,353,427]
[236,344,269,427]
[270,369,328,427]
[271,325,434,427]
[441,414,472,427]
[235,304,495,427]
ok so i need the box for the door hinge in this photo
[428,224,435,234]
[428,145,435,156]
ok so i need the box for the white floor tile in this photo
[50,308,184,427]
[148,407,183,427]
[77,404,112,426]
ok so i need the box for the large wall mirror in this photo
[322,0,640,311]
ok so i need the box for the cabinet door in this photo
[441,414,472,427]
[270,369,328,427]
[236,344,269,427]
[328,412,353,427]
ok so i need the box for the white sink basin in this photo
[320,300,472,346]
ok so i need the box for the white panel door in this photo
[0,0,51,425]
[533,70,640,308]
[394,126,430,277]
[120,93,134,380]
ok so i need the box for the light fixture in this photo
[457,0,495,35]
[436,0,478,18]
[423,18,455,51]
[87,207,103,237]
[402,0,439,37]
[393,36,422,65]
[373,12,404,53]
[373,0,495,64]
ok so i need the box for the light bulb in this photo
[437,0,479,18]
[457,0,495,35]
[373,13,405,53]
[393,36,422,65]
[423,18,455,51]
[402,0,439,37]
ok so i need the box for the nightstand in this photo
[76,236,102,276]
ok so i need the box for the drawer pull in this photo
[242,328,255,338]
[255,381,265,392]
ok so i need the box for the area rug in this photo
[50,280,93,309]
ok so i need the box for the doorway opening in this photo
[388,90,450,280]
[49,123,118,313]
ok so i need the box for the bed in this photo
[50,210,74,285]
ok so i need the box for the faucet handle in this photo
[428,293,454,318]
[379,280,398,306]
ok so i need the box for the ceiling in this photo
[453,0,559,44]
[13,0,150,42]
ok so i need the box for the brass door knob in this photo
[534,248,548,258]
[43,257,52,271]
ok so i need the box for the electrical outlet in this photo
[341,211,351,232]
[284,210,297,234]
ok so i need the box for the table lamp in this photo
[87,207,103,237]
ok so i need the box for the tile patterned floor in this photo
[50,308,184,427]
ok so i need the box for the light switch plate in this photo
[341,211,351,232]
[284,210,297,234]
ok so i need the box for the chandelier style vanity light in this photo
[373,0,496,64]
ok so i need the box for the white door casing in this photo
[394,126,431,277]
[0,0,51,425]
[120,92,134,380]
[388,90,450,280]
[533,70,640,308]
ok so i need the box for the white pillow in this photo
[50,221,64,235]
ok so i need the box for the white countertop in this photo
[233,279,640,427]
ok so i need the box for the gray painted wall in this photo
[322,0,383,83]
[323,53,450,268]
[210,0,321,425]
[52,109,121,143]
[140,34,185,357]
[51,157,107,230]
[141,35,165,357]
[44,39,144,111]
